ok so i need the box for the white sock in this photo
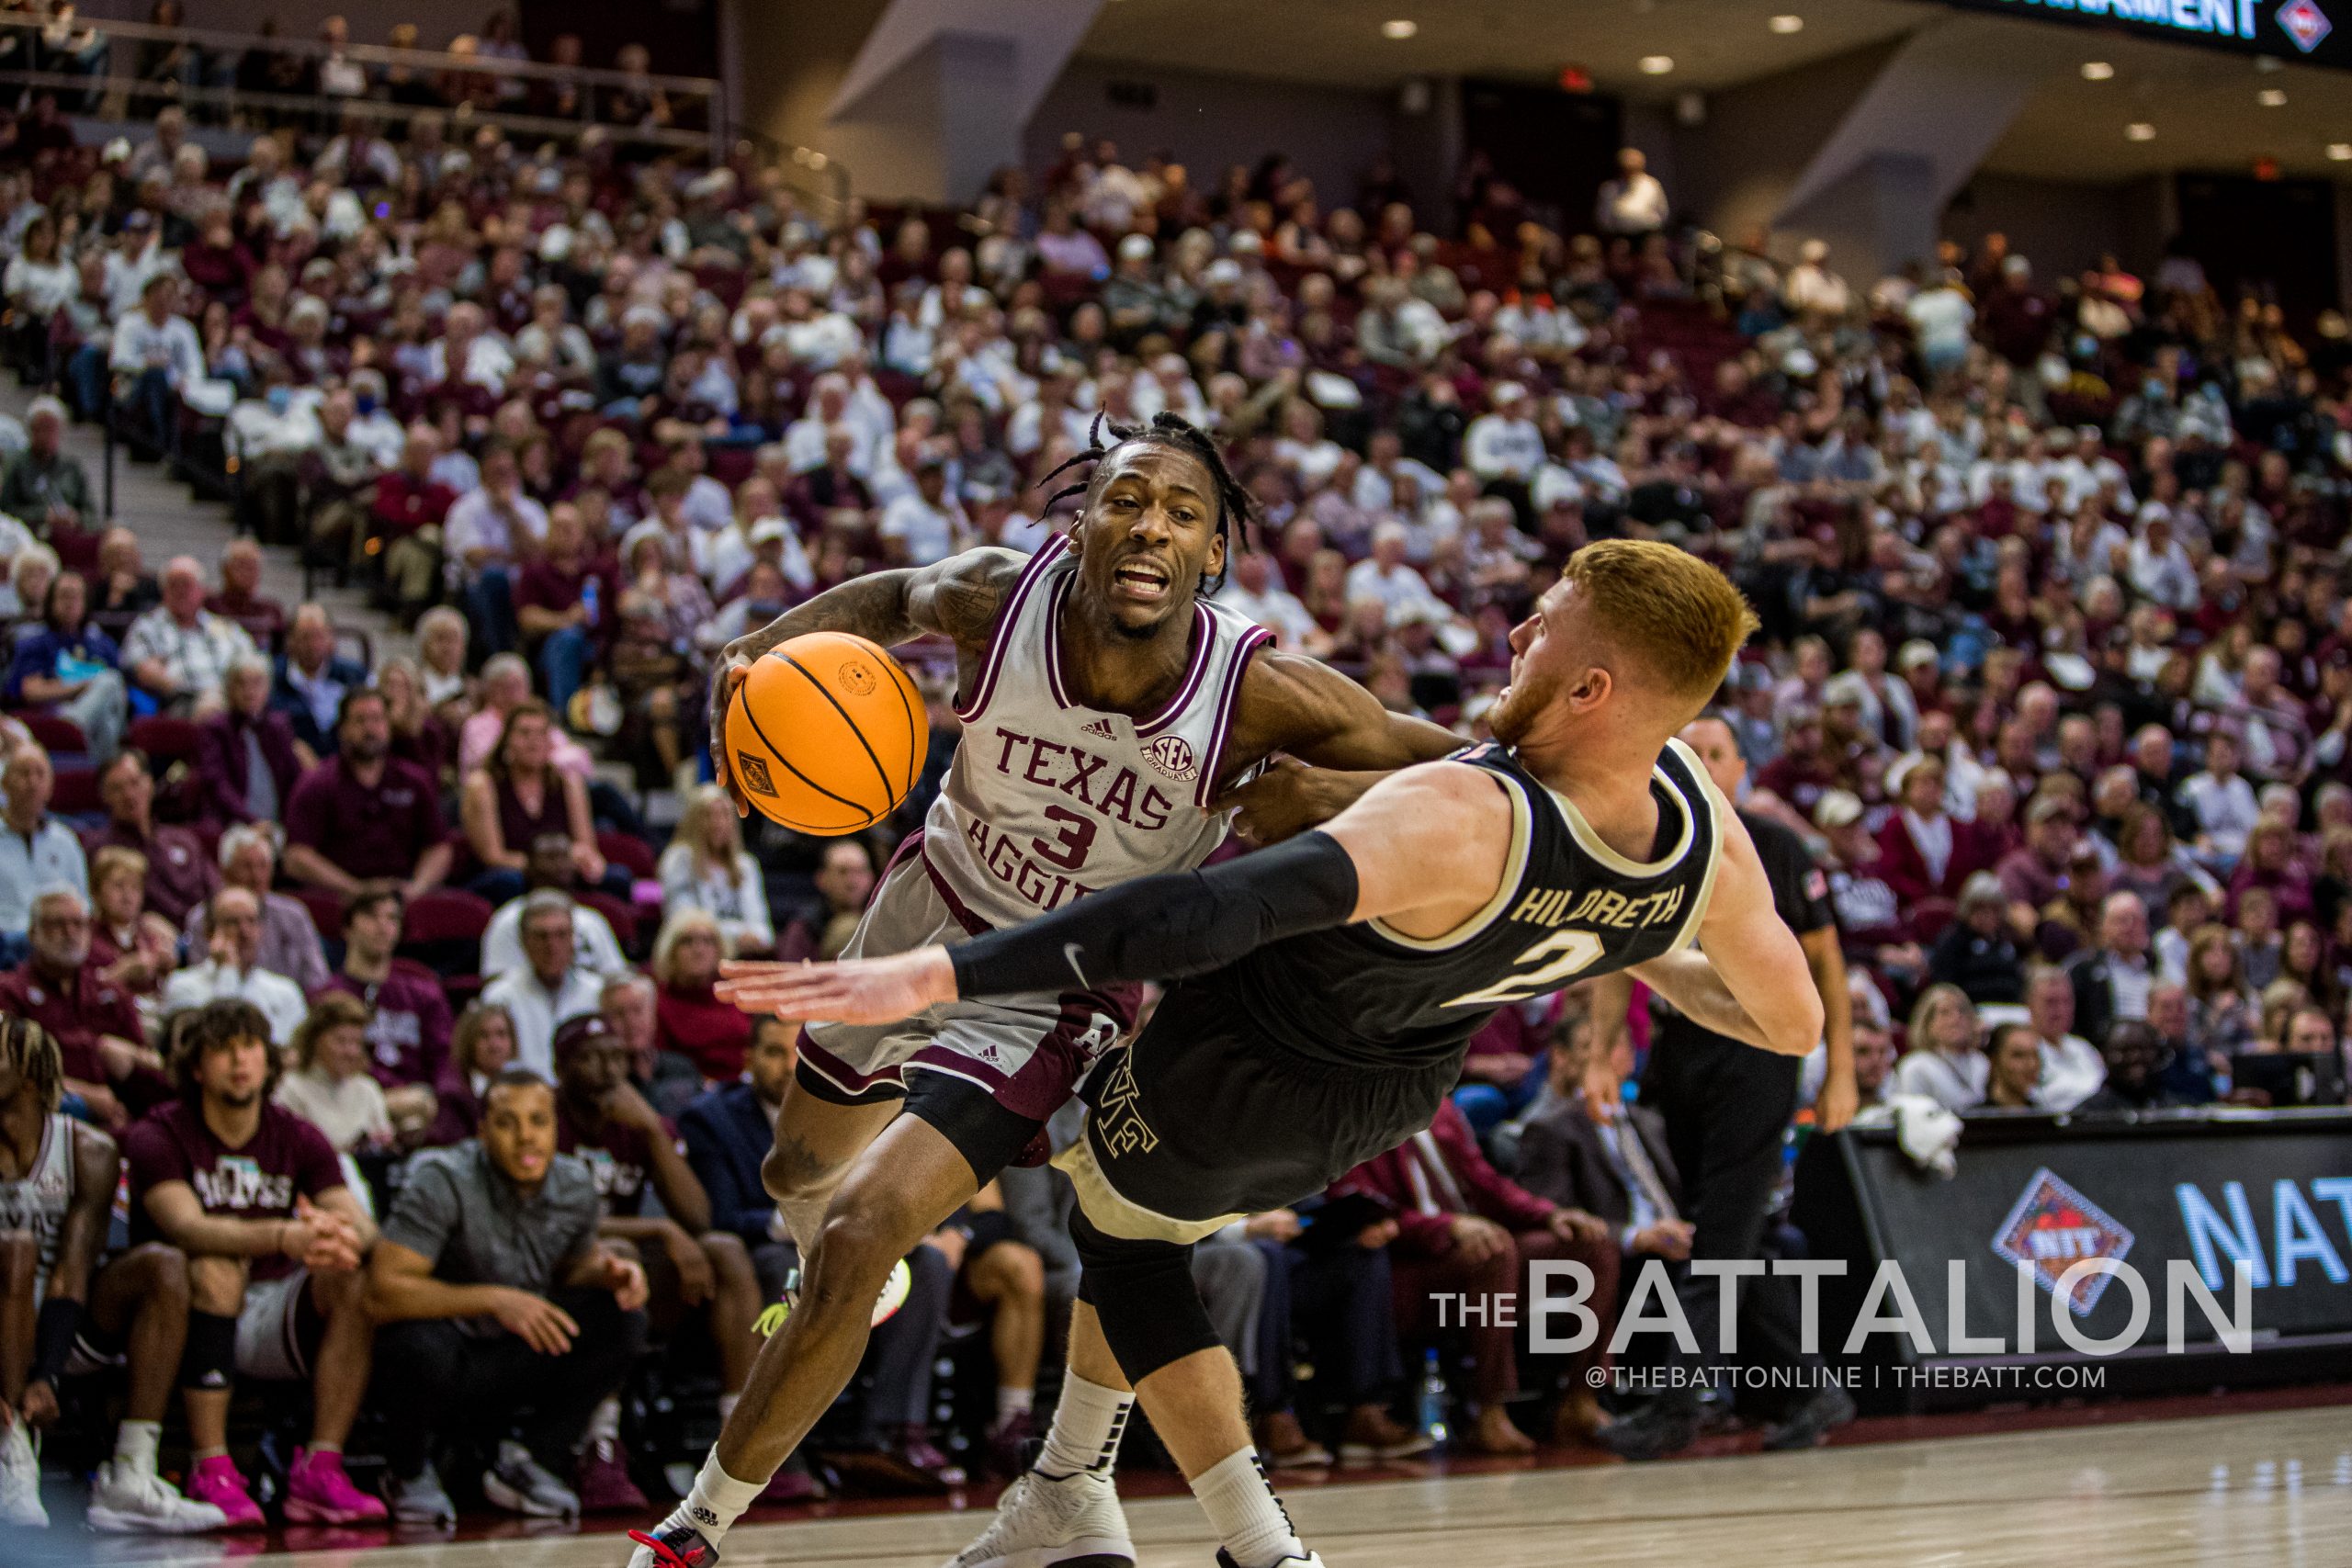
[113,1420,162,1476]
[587,1397,622,1446]
[1035,1373,1133,1479]
[718,1393,741,1424]
[659,1451,765,1547]
[1192,1447,1306,1568]
[996,1385,1034,1424]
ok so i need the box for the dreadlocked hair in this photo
[1034,412,1254,594]
[0,1017,63,1114]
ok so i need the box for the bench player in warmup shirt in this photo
[716,542,1825,1568]
[122,999,386,1529]
[624,413,1463,1568]
[0,1018,225,1533]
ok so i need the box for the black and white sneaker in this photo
[1214,1553,1327,1567]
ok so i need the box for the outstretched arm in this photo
[1625,811,1823,1057]
[716,761,1515,1023]
[708,545,1026,814]
[1214,649,1466,843]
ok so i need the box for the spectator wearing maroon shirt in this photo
[1997,795,2079,940]
[551,1012,759,1504]
[204,540,287,649]
[514,502,611,722]
[190,657,306,829]
[85,750,217,927]
[783,427,876,538]
[1754,705,1841,823]
[0,887,167,1128]
[1874,754,1997,905]
[284,688,453,900]
[324,885,453,1139]
[124,999,386,1528]
[369,424,459,621]
[1329,1098,1616,1456]
[650,910,751,1082]
[1982,254,2052,367]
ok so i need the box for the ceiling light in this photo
[1638,54,1675,74]
[1381,18,1418,39]
[2331,142,2352,160]
[2258,87,2287,106]
[2125,122,2155,141]
[1769,14,1804,33]
[2080,61,2113,80]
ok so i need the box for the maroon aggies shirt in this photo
[123,1101,346,1281]
[555,1103,654,1219]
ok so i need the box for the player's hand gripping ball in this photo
[725,632,929,833]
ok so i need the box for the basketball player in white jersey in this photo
[624,414,1462,1568]
[0,1018,226,1532]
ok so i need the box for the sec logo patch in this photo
[1145,734,1198,783]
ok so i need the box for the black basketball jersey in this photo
[1178,739,1725,1073]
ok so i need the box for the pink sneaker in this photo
[186,1456,266,1530]
[285,1449,388,1526]
[574,1438,648,1513]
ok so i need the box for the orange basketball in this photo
[724,632,927,834]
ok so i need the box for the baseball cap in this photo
[1205,258,1242,287]
[1117,233,1153,261]
[748,518,790,546]
[1814,790,1863,830]
[1897,639,1939,672]
[1821,672,1868,707]
[551,1012,614,1066]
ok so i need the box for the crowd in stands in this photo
[3,10,2352,1530]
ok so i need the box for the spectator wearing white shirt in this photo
[1351,430,1445,520]
[878,457,967,567]
[658,785,777,956]
[479,891,606,1077]
[0,745,87,954]
[1343,523,1450,626]
[101,213,168,321]
[443,441,549,657]
[480,880,628,982]
[109,273,206,457]
[421,301,516,394]
[781,377,874,475]
[2126,513,2199,610]
[1217,551,1318,650]
[1891,984,1988,1112]
[1595,148,1668,238]
[2178,731,2261,866]
[1463,382,1545,486]
[1781,240,1850,319]
[162,887,308,1045]
[122,558,259,716]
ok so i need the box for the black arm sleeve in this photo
[30,1296,81,1388]
[949,829,1361,999]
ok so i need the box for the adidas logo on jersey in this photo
[1081,718,1118,739]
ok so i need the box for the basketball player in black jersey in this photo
[720,541,1825,1568]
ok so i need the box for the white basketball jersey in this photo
[922,535,1272,930]
[0,1112,76,1305]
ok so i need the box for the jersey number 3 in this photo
[1445,930,1605,1008]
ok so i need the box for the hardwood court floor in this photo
[51,1404,2352,1568]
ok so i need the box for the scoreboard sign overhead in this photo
[1934,0,2352,68]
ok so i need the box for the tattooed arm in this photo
[709,546,1028,814]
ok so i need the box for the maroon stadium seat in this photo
[598,830,658,881]
[126,716,205,772]
[13,712,88,757]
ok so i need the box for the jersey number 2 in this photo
[1030,806,1097,872]
[1446,929,1605,1008]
